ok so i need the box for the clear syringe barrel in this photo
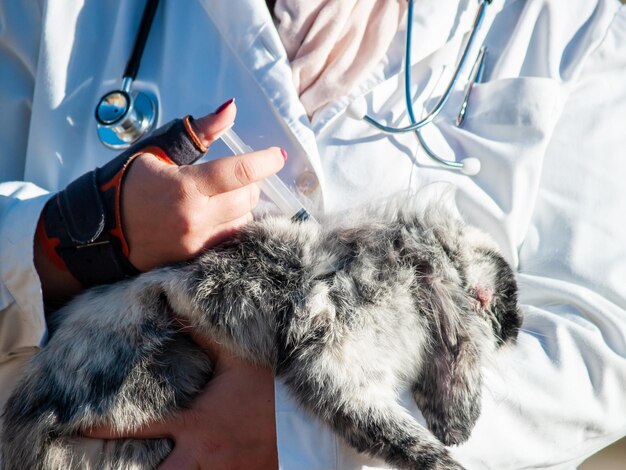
[220,128,313,222]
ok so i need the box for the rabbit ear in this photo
[412,279,484,446]
[412,330,483,447]
[427,278,464,347]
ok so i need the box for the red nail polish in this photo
[280,148,288,161]
[214,98,235,114]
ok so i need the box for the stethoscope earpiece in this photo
[346,100,367,121]
[458,158,481,176]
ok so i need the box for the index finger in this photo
[179,146,286,196]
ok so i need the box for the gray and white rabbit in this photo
[1,200,522,470]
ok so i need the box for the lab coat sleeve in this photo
[0,0,49,360]
[0,185,51,356]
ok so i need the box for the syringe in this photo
[220,128,315,223]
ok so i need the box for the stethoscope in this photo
[353,0,492,176]
[96,0,490,176]
[95,0,160,149]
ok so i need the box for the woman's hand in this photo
[121,100,285,271]
[35,99,286,299]
[86,337,279,470]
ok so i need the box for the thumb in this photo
[190,98,237,149]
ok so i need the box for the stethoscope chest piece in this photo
[95,0,161,149]
[96,86,156,149]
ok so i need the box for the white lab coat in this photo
[1,0,625,468]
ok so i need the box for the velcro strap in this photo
[139,117,207,165]
[58,171,105,244]
[43,115,207,287]
[103,116,207,170]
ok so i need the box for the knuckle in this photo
[170,175,191,201]
[178,235,202,257]
[172,206,197,239]
[234,158,257,186]
[176,212,194,236]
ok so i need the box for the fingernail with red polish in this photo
[214,98,235,114]
[280,148,288,161]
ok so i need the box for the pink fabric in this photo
[274,0,407,116]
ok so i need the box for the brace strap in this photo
[42,116,206,287]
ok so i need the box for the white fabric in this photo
[1,0,625,468]
[274,0,407,116]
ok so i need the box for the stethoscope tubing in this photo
[95,0,160,148]
[97,0,491,176]
[124,0,160,82]
[363,0,490,134]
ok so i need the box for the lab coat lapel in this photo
[196,0,325,199]
[311,0,505,135]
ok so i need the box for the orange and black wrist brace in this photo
[41,116,207,287]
